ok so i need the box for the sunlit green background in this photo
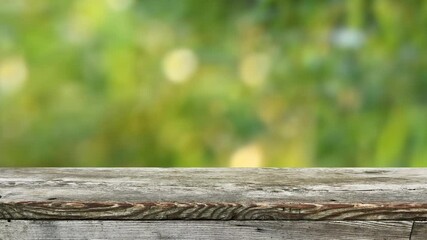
[0,0,426,167]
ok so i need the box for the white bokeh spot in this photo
[332,28,365,49]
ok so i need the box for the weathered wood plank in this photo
[1,168,426,220]
[0,220,414,240]
[411,221,427,240]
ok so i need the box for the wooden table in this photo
[0,168,426,239]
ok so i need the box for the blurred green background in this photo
[0,0,426,167]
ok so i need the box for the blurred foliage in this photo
[1,0,427,167]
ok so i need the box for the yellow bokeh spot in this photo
[64,0,107,44]
[162,48,198,83]
[230,143,264,167]
[0,56,28,95]
[106,0,134,12]
[239,52,271,87]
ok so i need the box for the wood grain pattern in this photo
[0,168,426,220]
[1,201,427,221]
[0,220,414,240]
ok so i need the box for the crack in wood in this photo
[409,221,415,240]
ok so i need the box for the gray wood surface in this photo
[0,220,415,240]
[411,221,427,240]
[1,168,427,220]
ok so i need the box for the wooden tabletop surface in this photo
[0,168,426,221]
